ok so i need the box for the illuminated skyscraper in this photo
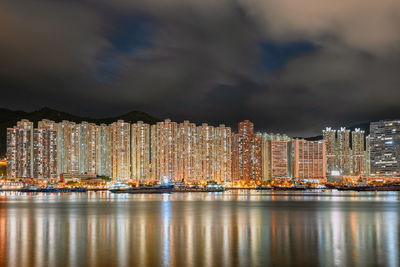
[96,124,112,177]
[111,120,131,180]
[6,120,34,179]
[33,120,58,179]
[215,124,232,183]
[78,122,98,175]
[57,120,80,175]
[370,120,400,176]
[177,120,198,182]
[198,123,216,182]
[151,119,178,181]
[260,133,291,181]
[337,127,351,175]
[323,127,337,176]
[351,128,364,176]
[232,120,262,181]
[292,139,326,181]
[131,121,151,181]
[364,135,371,176]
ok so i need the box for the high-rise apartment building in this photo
[151,119,178,181]
[33,120,58,179]
[323,127,337,176]
[57,120,80,175]
[111,120,131,180]
[337,127,351,175]
[271,140,290,179]
[131,121,151,181]
[198,123,217,182]
[351,128,364,176]
[215,124,232,183]
[7,120,34,179]
[232,120,262,181]
[177,120,198,182]
[260,133,291,181]
[364,135,371,176]
[78,122,98,175]
[292,139,326,181]
[96,124,112,177]
[370,120,400,176]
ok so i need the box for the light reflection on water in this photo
[0,191,400,267]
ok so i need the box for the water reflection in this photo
[0,191,400,267]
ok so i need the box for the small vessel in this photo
[336,184,400,191]
[71,187,87,192]
[39,185,73,193]
[255,185,272,190]
[205,184,225,192]
[272,185,306,190]
[173,183,225,192]
[39,184,60,192]
[108,181,131,192]
[19,184,40,193]
[109,181,174,194]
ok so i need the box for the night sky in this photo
[1,0,400,136]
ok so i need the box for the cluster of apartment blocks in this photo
[7,118,400,182]
[322,120,400,177]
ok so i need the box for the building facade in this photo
[370,120,400,176]
[33,121,58,179]
[292,139,326,181]
[176,121,198,182]
[151,119,178,181]
[96,124,112,177]
[131,121,151,181]
[6,120,34,179]
[214,125,232,183]
[351,128,365,176]
[111,120,131,180]
[323,127,336,176]
[336,127,351,175]
[231,120,262,181]
[260,133,291,182]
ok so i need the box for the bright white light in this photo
[331,170,341,176]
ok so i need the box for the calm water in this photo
[1,190,400,267]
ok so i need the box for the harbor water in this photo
[1,190,399,267]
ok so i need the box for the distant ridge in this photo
[0,107,161,156]
[0,107,384,157]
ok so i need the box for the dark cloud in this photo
[1,0,400,136]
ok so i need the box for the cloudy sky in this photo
[1,0,400,136]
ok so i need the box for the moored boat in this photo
[19,184,40,193]
[336,184,400,191]
[255,185,272,190]
[173,184,225,192]
[71,187,87,192]
[108,181,131,192]
[39,184,72,193]
[109,181,174,194]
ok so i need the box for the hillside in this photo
[0,107,161,156]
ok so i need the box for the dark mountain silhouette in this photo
[0,107,160,156]
[0,106,383,157]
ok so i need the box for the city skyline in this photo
[1,1,400,266]
[7,117,398,182]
